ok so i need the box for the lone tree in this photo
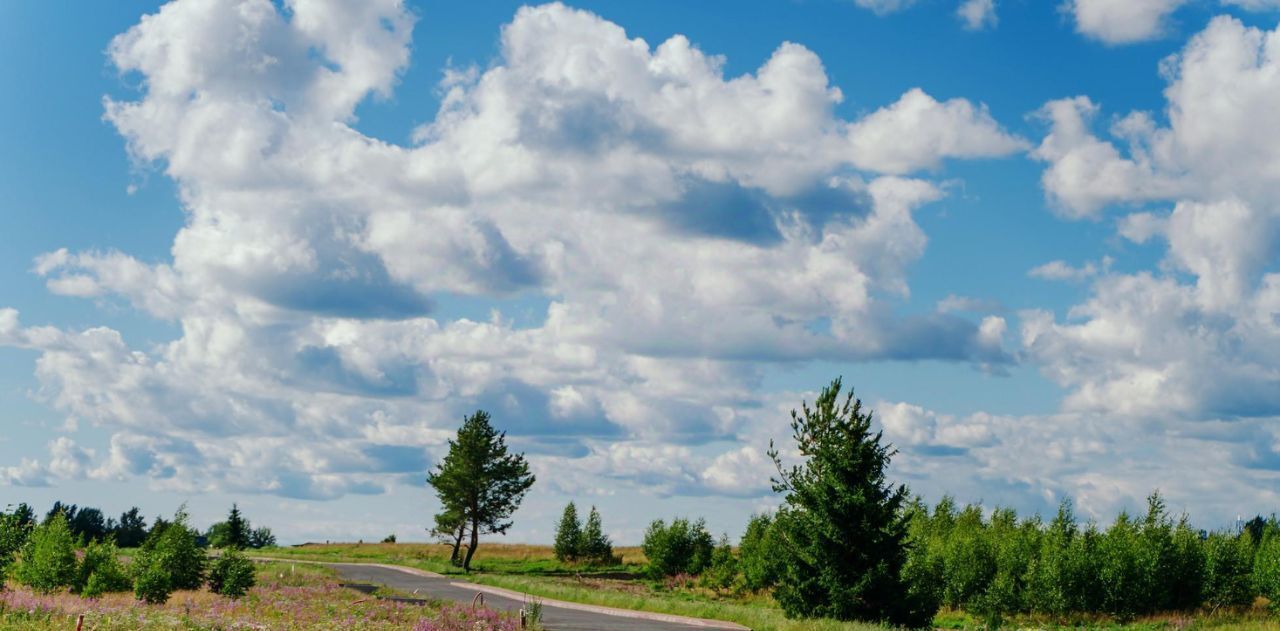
[767,378,934,628]
[427,410,535,571]
[553,502,582,562]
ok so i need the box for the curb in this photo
[452,581,750,630]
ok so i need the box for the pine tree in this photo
[767,377,934,627]
[225,504,249,550]
[426,410,536,571]
[580,505,613,564]
[554,502,582,562]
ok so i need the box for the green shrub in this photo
[13,512,77,593]
[75,539,131,596]
[1254,528,1280,610]
[133,559,172,604]
[738,513,784,591]
[208,549,256,599]
[1203,532,1255,610]
[700,534,737,590]
[642,517,714,579]
[152,509,207,590]
[941,504,995,609]
[0,507,33,588]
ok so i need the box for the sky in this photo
[2,0,1280,545]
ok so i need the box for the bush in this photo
[1203,532,1255,610]
[75,539,131,597]
[0,507,33,588]
[133,559,172,604]
[700,534,738,591]
[738,513,783,591]
[382,534,397,544]
[642,517,714,579]
[1254,527,1280,610]
[131,506,207,603]
[13,512,77,593]
[208,549,256,599]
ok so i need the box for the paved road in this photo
[329,563,745,631]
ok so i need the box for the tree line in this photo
[0,501,275,550]
[0,503,271,603]
[612,379,1280,628]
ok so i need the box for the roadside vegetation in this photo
[264,384,1280,630]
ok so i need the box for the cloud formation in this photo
[0,1,1025,501]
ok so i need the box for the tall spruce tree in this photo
[580,506,613,564]
[225,504,249,550]
[426,410,535,571]
[553,502,582,562]
[767,377,934,628]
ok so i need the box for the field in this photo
[257,543,1280,631]
[0,561,520,630]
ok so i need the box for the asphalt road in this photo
[329,562,744,631]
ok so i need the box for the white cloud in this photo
[1027,16,1280,419]
[1028,259,1102,282]
[957,0,998,31]
[0,1,1024,500]
[1064,0,1188,44]
[853,0,920,15]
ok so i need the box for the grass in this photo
[258,542,646,576]
[0,561,521,630]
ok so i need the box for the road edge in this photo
[453,580,750,630]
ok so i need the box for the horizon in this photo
[3,0,1280,547]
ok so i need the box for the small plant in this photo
[12,512,77,593]
[578,506,614,565]
[207,549,256,598]
[523,595,544,630]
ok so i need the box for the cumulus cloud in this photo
[0,1,1024,499]
[957,0,998,31]
[1064,0,1188,44]
[1028,259,1105,282]
[1027,16,1280,420]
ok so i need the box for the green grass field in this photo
[255,543,1280,630]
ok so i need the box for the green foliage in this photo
[248,527,276,549]
[13,512,78,593]
[737,513,783,591]
[113,508,148,548]
[1254,525,1280,610]
[207,549,256,599]
[553,502,582,563]
[0,506,34,587]
[131,506,207,600]
[578,506,614,565]
[1202,531,1255,610]
[133,559,172,604]
[426,409,536,571]
[381,534,397,544]
[642,517,715,579]
[700,534,738,591]
[766,378,932,628]
[76,540,131,597]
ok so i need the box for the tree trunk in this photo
[449,523,465,566]
[463,517,480,571]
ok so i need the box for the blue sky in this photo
[2,0,1280,543]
